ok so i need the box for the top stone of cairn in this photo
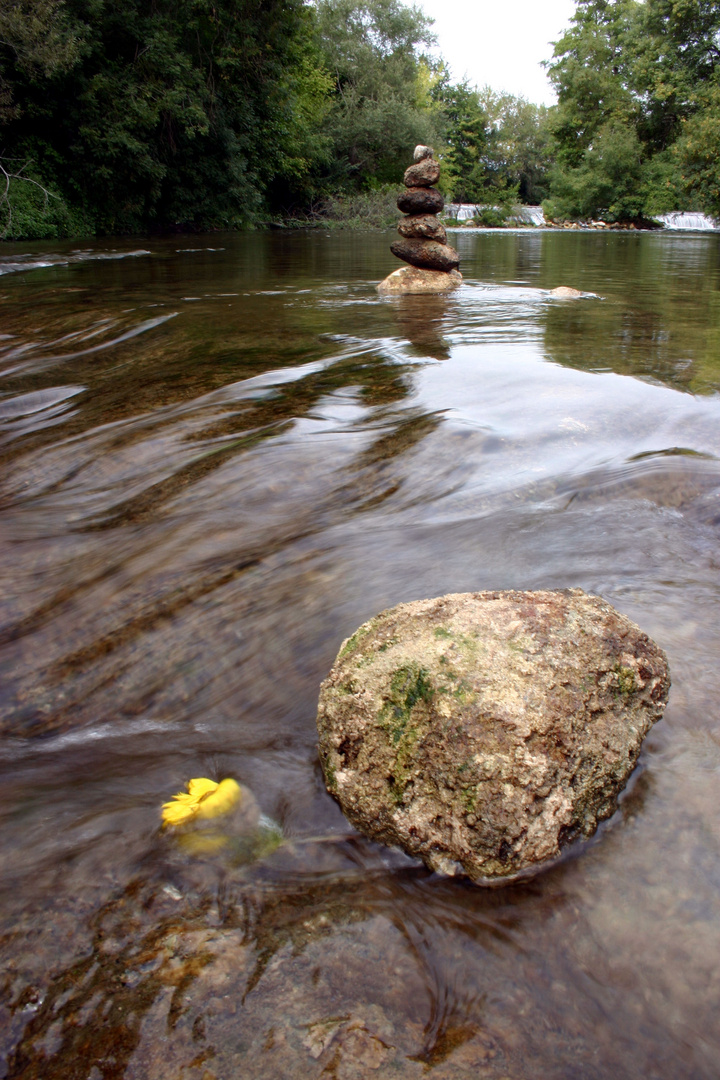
[413,144,434,161]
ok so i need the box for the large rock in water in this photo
[376,267,462,295]
[316,590,670,884]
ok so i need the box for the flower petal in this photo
[187,777,219,799]
[161,799,199,827]
[196,778,241,820]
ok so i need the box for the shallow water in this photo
[1,228,720,1079]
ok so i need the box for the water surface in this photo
[1,229,720,1079]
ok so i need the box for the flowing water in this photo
[1,229,720,1079]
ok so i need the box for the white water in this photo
[446,205,720,231]
[656,212,719,231]
[445,204,546,225]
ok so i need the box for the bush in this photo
[542,123,645,222]
[472,206,508,227]
[297,184,400,228]
[0,165,94,239]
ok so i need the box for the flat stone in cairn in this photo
[397,214,447,242]
[397,186,444,215]
[404,158,441,187]
[377,145,462,295]
[390,237,459,272]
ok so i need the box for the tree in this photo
[674,84,720,217]
[0,0,81,124]
[544,0,720,220]
[433,78,492,203]
[0,0,332,235]
[544,121,645,221]
[314,0,439,189]
[478,89,553,203]
[546,0,641,167]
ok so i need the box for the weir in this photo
[445,205,720,230]
[444,204,547,225]
[657,211,719,231]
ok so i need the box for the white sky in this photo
[417,0,578,105]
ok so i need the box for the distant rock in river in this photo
[317,589,670,884]
[550,286,583,299]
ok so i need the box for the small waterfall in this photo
[444,203,546,224]
[445,203,481,221]
[510,205,545,226]
[657,212,719,231]
[444,205,720,231]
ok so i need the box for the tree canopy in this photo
[3,0,720,236]
[544,0,720,221]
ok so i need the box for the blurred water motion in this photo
[1,230,720,1079]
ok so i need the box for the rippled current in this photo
[1,229,720,1079]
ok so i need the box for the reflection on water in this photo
[1,230,720,1078]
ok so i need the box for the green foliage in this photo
[544,121,645,221]
[0,0,332,235]
[309,184,401,229]
[13,0,719,236]
[0,162,93,238]
[434,78,492,202]
[479,90,553,204]
[0,0,81,124]
[547,0,640,167]
[314,0,440,191]
[674,84,720,218]
[545,0,720,221]
[472,206,510,228]
[434,78,550,206]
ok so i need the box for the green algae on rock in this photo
[316,590,670,884]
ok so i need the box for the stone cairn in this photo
[377,145,462,295]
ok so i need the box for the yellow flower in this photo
[161,777,241,828]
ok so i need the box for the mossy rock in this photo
[316,589,670,884]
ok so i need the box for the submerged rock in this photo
[316,590,670,884]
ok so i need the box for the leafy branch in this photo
[0,155,58,237]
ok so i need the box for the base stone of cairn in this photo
[377,267,463,295]
[377,145,461,295]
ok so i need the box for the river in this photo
[1,229,719,1079]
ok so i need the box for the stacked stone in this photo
[377,145,462,294]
